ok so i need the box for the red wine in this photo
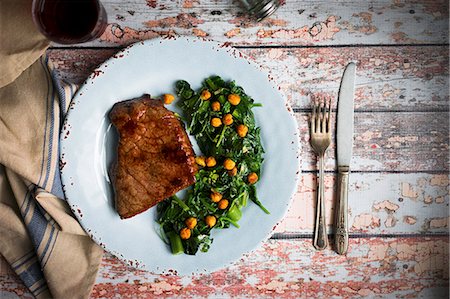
[32,0,107,44]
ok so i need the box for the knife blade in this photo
[335,62,356,255]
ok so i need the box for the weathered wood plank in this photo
[247,46,449,111]
[55,0,449,47]
[47,46,449,111]
[297,112,449,172]
[3,237,448,298]
[0,258,34,299]
[91,238,449,298]
[275,173,449,235]
[89,237,450,298]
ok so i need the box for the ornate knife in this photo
[335,62,356,255]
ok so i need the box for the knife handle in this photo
[335,166,349,255]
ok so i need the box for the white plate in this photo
[60,37,300,275]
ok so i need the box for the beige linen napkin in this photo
[0,0,103,298]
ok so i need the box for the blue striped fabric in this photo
[10,55,77,298]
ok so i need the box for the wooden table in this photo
[1,0,449,298]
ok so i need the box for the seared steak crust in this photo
[109,94,197,219]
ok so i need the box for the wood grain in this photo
[297,112,449,172]
[57,0,450,47]
[2,237,448,298]
[0,257,34,299]
[92,238,449,298]
[47,45,449,111]
[276,173,449,234]
[246,46,449,111]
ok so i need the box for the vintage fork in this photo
[309,96,332,250]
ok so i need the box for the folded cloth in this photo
[0,1,103,298]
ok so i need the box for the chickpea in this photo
[206,157,217,167]
[180,228,191,240]
[205,215,216,228]
[210,192,222,203]
[211,101,221,111]
[211,117,222,127]
[195,156,206,167]
[223,158,235,171]
[222,114,233,126]
[236,124,248,138]
[247,172,259,184]
[228,166,237,177]
[200,89,212,100]
[228,93,241,106]
[185,217,197,229]
[163,93,175,105]
[218,199,229,210]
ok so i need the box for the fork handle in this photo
[313,154,328,250]
[335,166,349,255]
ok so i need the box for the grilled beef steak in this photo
[109,94,197,219]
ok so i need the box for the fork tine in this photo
[326,96,332,133]
[316,101,321,133]
[320,101,326,133]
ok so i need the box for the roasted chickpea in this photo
[200,89,212,100]
[222,114,233,126]
[236,124,248,137]
[211,101,221,111]
[211,117,222,127]
[223,158,235,171]
[210,192,222,203]
[228,166,237,177]
[206,157,217,167]
[228,93,241,105]
[163,93,175,104]
[195,156,206,167]
[247,172,259,184]
[185,217,197,229]
[218,199,229,210]
[180,228,191,239]
[205,215,217,228]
